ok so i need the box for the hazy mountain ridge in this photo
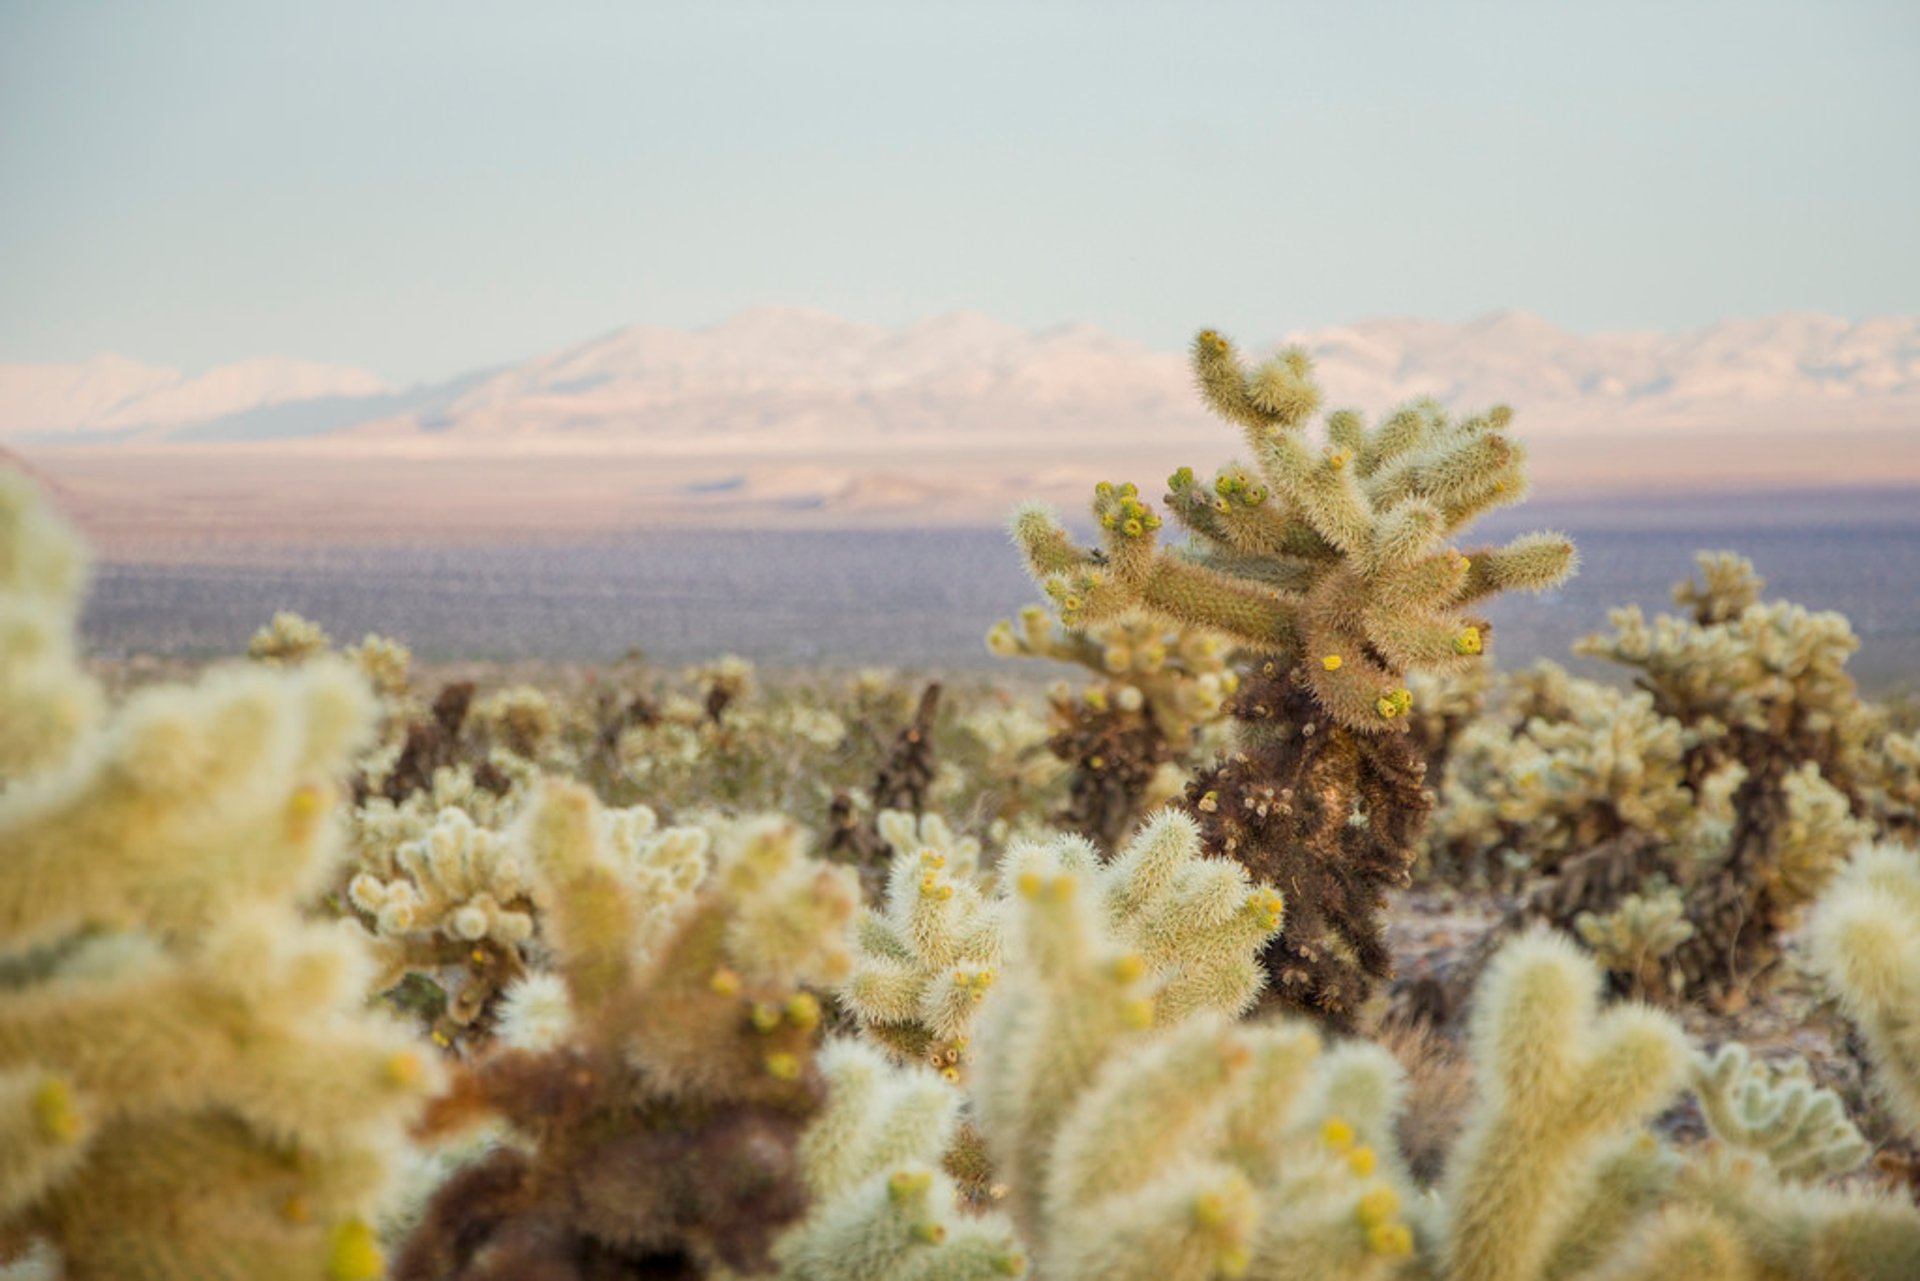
[0,355,392,437]
[5,307,1918,449]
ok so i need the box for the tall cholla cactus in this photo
[393,780,861,1280]
[1013,330,1575,1026]
[0,471,441,1280]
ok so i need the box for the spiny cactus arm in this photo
[1039,1162,1257,1281]
[1690,1044,1869,1179]
[39,1112,395,1281]
[970,856,1158,1242]
[1669,1152,1920,1280]
[780,1042,1022,1281]
[0,926,435,1156]
[801,1040,958,1201]
[1533,1135,1685,1281]
[1439,931,1693,1281]
[516,779,637,1017]
[1010,504,1100,579]
[1562,1207,1751,1281]
[0,1067,91,1219]
[1013,486,1306,652]
[1044,1017,1252,1213]
[0,472,101,779]
[1192,330,1321,438]
[777,1165,1023,1281]
[1173,543,1322,596]
[0,661,374,952]
[1806,842,1920,1140]
[716,816,859,989]
[1453,532,1579,606]
[1253,428,1377,559]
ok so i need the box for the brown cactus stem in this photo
[1178,663,1428,1032]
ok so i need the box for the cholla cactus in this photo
[349,796,705,1047]
[1433,678,1699,890]
[773,1039,1024,1280]
[468,685,562,761]
[1807,842,1920,1141]
[1440,554,1908,1006]
[1403,662,1492,780]
[393,781,859,1279]
[1012,329,1574,1028]
[0,476,440,1280]
[247,609,333,665]
[1690,1044,1870,1180]
[967,837,1416,1280]
[1438,930,1695,1281]
[845,810,1283,1080]
[1573,882,1695,1000]
[344,633,413,701]
[350,806,538,1040]
[988,607,1234,848]
[959,701,1067,823]
[0,471,99,779]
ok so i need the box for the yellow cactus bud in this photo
[913,1221,949,1245]
[429,1028,452,1048]
[1047,874,1076,901]
[941,1066,961,1082]
[326,1220,384,1281]
[1121,996,1155,1028]
[1016,870,1043,898]
[1122,518,1143,538]
[382,1051,423,1090]
[1329,448,1352,468]
[889,1168,934,1201]
[1192,1191,1230,1228]
[1111,952,1147,983]
[286,784,326,840]
[1356,1185,1400,1227]
[1367,1222,1414,1257]
[995,1252,1028,1277]
[765,1051,802,1080]
[709,967,743,997]
[1219,1246,1252,1277]
[751,1003,782,1033]
[1322,654,1343,671]
[1347,1145,1377,1176]
[1452,626,1482,656]
[32,1078,79,1143]
[785,992,821,1030]
[1322,1117,1356,1150]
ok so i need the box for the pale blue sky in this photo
[2,0,1915,384]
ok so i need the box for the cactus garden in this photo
[6,330,1920,1281]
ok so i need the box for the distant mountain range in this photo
[6,308,1918,453]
